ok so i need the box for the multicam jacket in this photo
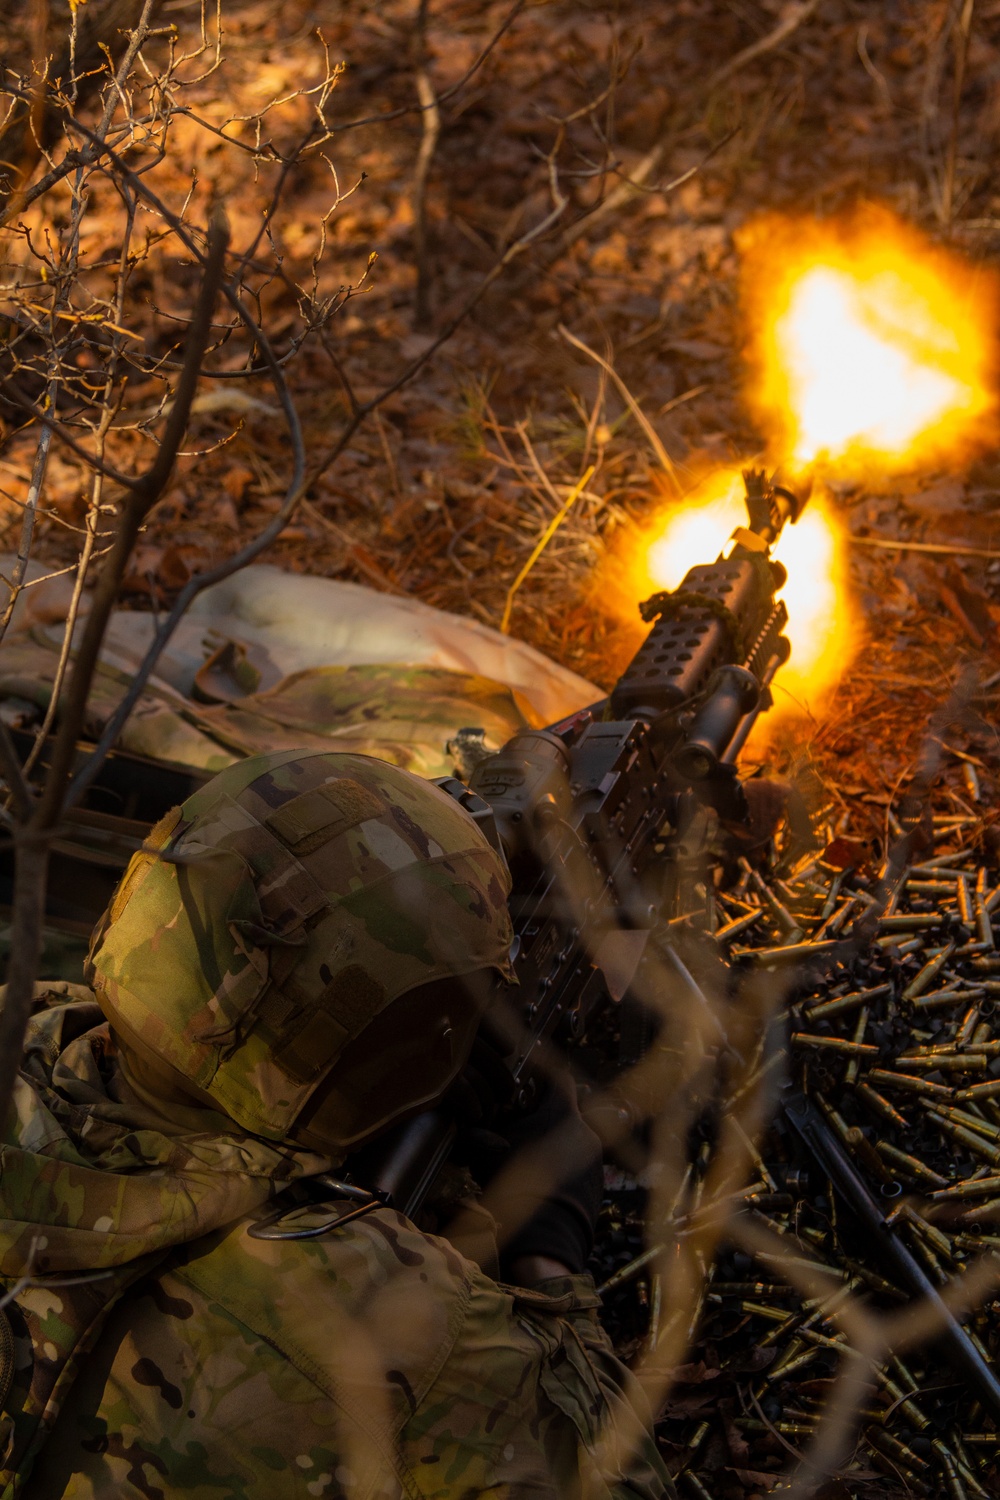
[1,995,673,1500]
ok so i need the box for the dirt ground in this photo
[4,5,1000,1493]
[4,0,1000,846]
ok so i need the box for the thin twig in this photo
[557,324,679,489]
[850,534,1000,559]
[942,0,975,225]
[412,0,441,331]
[500,464,595,633]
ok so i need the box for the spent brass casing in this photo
[816,869,844,921]
[869,1068,953,1100]
[876,1369,931,1430]
[689,1420,710,1448]
[954,1228,1000,1249]
[867,1426,929,1472]
[876,1140,950,1188]
[975,893,995,951]
[710,1283,789,1296]
[901,1203,955,1260]
[908,878,968,895]
[791,1032,878,1056]
[957,1078,1000,1102]
[934,1444,970,1500]
[758,1310,800,1348]
[846,1126,895,1183]
[680,1472,714,1500]
[803,982,890,1020]
[903,943,958,1000]
[844,1004,871,1086]
[745,864,802,939]
[924,1108,1000,1166]
[765,1344,820,1382]
[929,1174,1000,1201]
[892,1052,987,1072]
[596,1241,666,1295]
[740,1300,792,1322]
[733,938,840,963]
[736,1419,816,1435]
[842,1257,908,1302]
[853,1081,908,1130]
[958,877,974,926]
[880,911,951,933]
[813,893,861,940]
[927,1104,1000,1142]
[876,935,923,954]
[817,1099,854,1150]
[911,986,981,1012]
[714,909,762,943]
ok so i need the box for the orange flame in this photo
[621,209,998,721]
[625,468,851,709]
[738,206,998,475]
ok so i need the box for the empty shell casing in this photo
[853,1081,908,1130]
[930,1104,1000,1142]
[876,1141,950,1188]
[903,943,958,1000]
[803,982,890,1021]
[846,1126,896,1183]
[765,1344,820,1382]
[911,986,980,1012]
[740,1300,792,1322]
[928,1174,1000,1201]
[869,1069,954,1100]
[954,1227,1000,1249]
[791,1033,878,1056]
[876,1368,931,1430]
[975,893,995,951]
[687,1420,711,1454]
[867,1426,929,1472]
[714,909,763,942]
[842,1257,908,1302]
[925,1109,1000,1166]
[844,1005,871,1086]
[958,1078,1000,1102]
[891,1053,987,1072]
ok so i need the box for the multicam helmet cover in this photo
[88,749,514,1142]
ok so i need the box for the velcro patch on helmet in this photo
[264,780,386,856]
[274,964,386,1083]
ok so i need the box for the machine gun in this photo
[347,469,1000,1424]
[351,466,806,1212]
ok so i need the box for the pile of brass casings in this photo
[596,830,1000,1498]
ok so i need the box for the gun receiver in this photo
[361,468,807,1213]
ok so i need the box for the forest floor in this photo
[5,0,1000,841]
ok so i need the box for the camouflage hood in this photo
[0,988,330,1278]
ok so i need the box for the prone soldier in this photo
[0,749,673,1499]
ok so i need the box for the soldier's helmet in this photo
[88,749,514,1156]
